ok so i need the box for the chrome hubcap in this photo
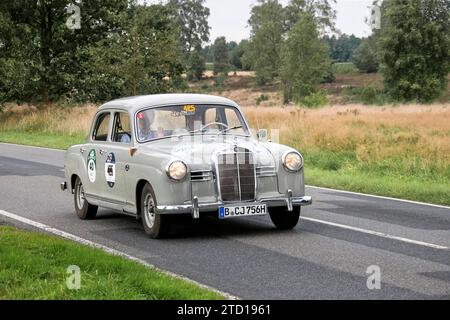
[143,194,156,229]
[76,183,85,209]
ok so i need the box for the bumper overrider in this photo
[157,189,312,219]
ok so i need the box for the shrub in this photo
[299,91,329,108]
[332,62,359,75]
[353,38,379,73]
[256,94,270,106]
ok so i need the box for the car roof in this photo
[98,94,239,113]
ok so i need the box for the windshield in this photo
[135,104,249,142]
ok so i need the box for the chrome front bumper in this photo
[157,190,312,219]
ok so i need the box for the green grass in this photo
[0,130,86,150]
[305,167,449,206]
[1,131,448,206]
[331,62,359,75]
[0,226,224,300]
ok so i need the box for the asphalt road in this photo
[0,143,449,300]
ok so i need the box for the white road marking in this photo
[0,209,239,300]
[306,185,450,210]
[301,217,449,250]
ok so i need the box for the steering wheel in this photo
[200,122,229,132]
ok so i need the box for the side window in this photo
[205,108,218,124]
[112,112,131,144]
[93,113,111,141]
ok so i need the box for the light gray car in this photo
[61,94,312,238]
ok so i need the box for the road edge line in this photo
[306,185,450,210]
[0,209,240,300]
[301,217,449,250]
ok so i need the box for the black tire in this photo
[74,177,98,220]
[269,206,301,230]
[141,183,170,239]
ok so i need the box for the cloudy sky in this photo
[145,0,375,43]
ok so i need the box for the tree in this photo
[243,0,285,84]
[78,4,184,101]
[280,13,330,104]
[0,0,129,103]
[284,0,337,33]
[379,0,450,102]
[187,45,206,81]
[168,0,210,54]
[353,36,379,73]
[324,34,362,62]
[230,40,250,71]
[213,37,229,76]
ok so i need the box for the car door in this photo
[107,110,134,212]
[83,111,112,202]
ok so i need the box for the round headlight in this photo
[283,152,303,172]
[166,160,187,181]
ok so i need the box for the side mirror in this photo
[257,129,267,141]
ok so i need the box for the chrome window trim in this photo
[133,104,251,144]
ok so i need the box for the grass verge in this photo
[0,226,224,300]
[305,167,449,206]
[0,130,86,150]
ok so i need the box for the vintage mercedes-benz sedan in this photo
[61,94,312,238]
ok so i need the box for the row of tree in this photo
[0,0,448,106]
[0,0,212,104]
[236,0,449,103]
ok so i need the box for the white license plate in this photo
[219,204,267,219]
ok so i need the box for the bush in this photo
[353,38,379,73]
[379,0,449,103]
[344,84,388,105]
[332,62,359,74]
[256,94,269,106]
[299,91,328,108]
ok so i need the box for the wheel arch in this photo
[70,174,79,192]
[136,179,155,217]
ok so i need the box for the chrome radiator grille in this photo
[216,149,256,202]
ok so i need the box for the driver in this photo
[137,110,164,140]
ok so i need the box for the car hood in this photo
[137,135,280,170]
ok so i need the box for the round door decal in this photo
[87,149,96,183]
[105,153,116,188]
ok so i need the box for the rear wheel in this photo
[74,177,98,220]
[269,206,300,230]
[141,183,170,239]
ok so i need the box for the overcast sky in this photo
[145,0,374,43]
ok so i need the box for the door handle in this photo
[80,148,86,154]
[99,149,107,156]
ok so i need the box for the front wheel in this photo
[269,206,300,230]
[141,183,170,239]
[74,177,98,220]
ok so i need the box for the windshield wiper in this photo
[217,126,243,135]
